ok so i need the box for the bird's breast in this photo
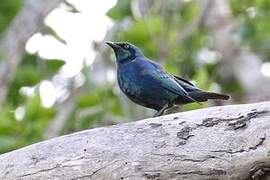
[117,64,141,96]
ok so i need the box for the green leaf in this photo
[45,59,65,75]
[43,26,67,45]
[64,0,80,13]
[78,93,101,108]
[0,0,22,34]
[106,0,132,20]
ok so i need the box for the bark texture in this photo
[1,102,270,180]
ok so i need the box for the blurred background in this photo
[0,0,270,154]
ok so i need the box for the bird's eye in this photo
[123,44,129,49]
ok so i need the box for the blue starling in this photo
[106,41,229,117]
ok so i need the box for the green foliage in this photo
[0,0,21,34]
[121,17,164,58]
[77,86,123,127]
[107,0,132,20]
[8,54,65,106]
[1,53,62,153]
[231,0,270,59]
[0,94,56,153]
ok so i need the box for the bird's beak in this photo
[105,41,119,50]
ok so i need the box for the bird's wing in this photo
[173,75,202,93]
[147,65,200,104]
[173,75,195,86]
[149,59,195,87]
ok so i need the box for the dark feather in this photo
[173,75,195,86]
[203,92,230,100]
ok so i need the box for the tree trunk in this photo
[1,102,270,180]
[0,0,63,107]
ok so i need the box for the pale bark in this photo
[1,101,270,180]
[0,0,62,107]
[198,0,270,102]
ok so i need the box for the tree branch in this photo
[1,102,270,179]
[0,0,63,107]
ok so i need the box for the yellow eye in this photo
[123,44,129,49]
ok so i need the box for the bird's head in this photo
[106,41,143,64]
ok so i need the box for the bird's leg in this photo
[153,104,169,117]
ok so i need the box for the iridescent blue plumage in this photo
[106,41,229,117]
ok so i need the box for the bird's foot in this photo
[153,104,170,117]
[153,111,163,117]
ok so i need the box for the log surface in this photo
[1,102,270,180]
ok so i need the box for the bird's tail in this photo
[204,92,230,100]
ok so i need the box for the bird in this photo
[106,41,230,117]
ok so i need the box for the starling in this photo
[106,41,229,117]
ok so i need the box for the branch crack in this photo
[211,134,266,154]
[198,110,268,130]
